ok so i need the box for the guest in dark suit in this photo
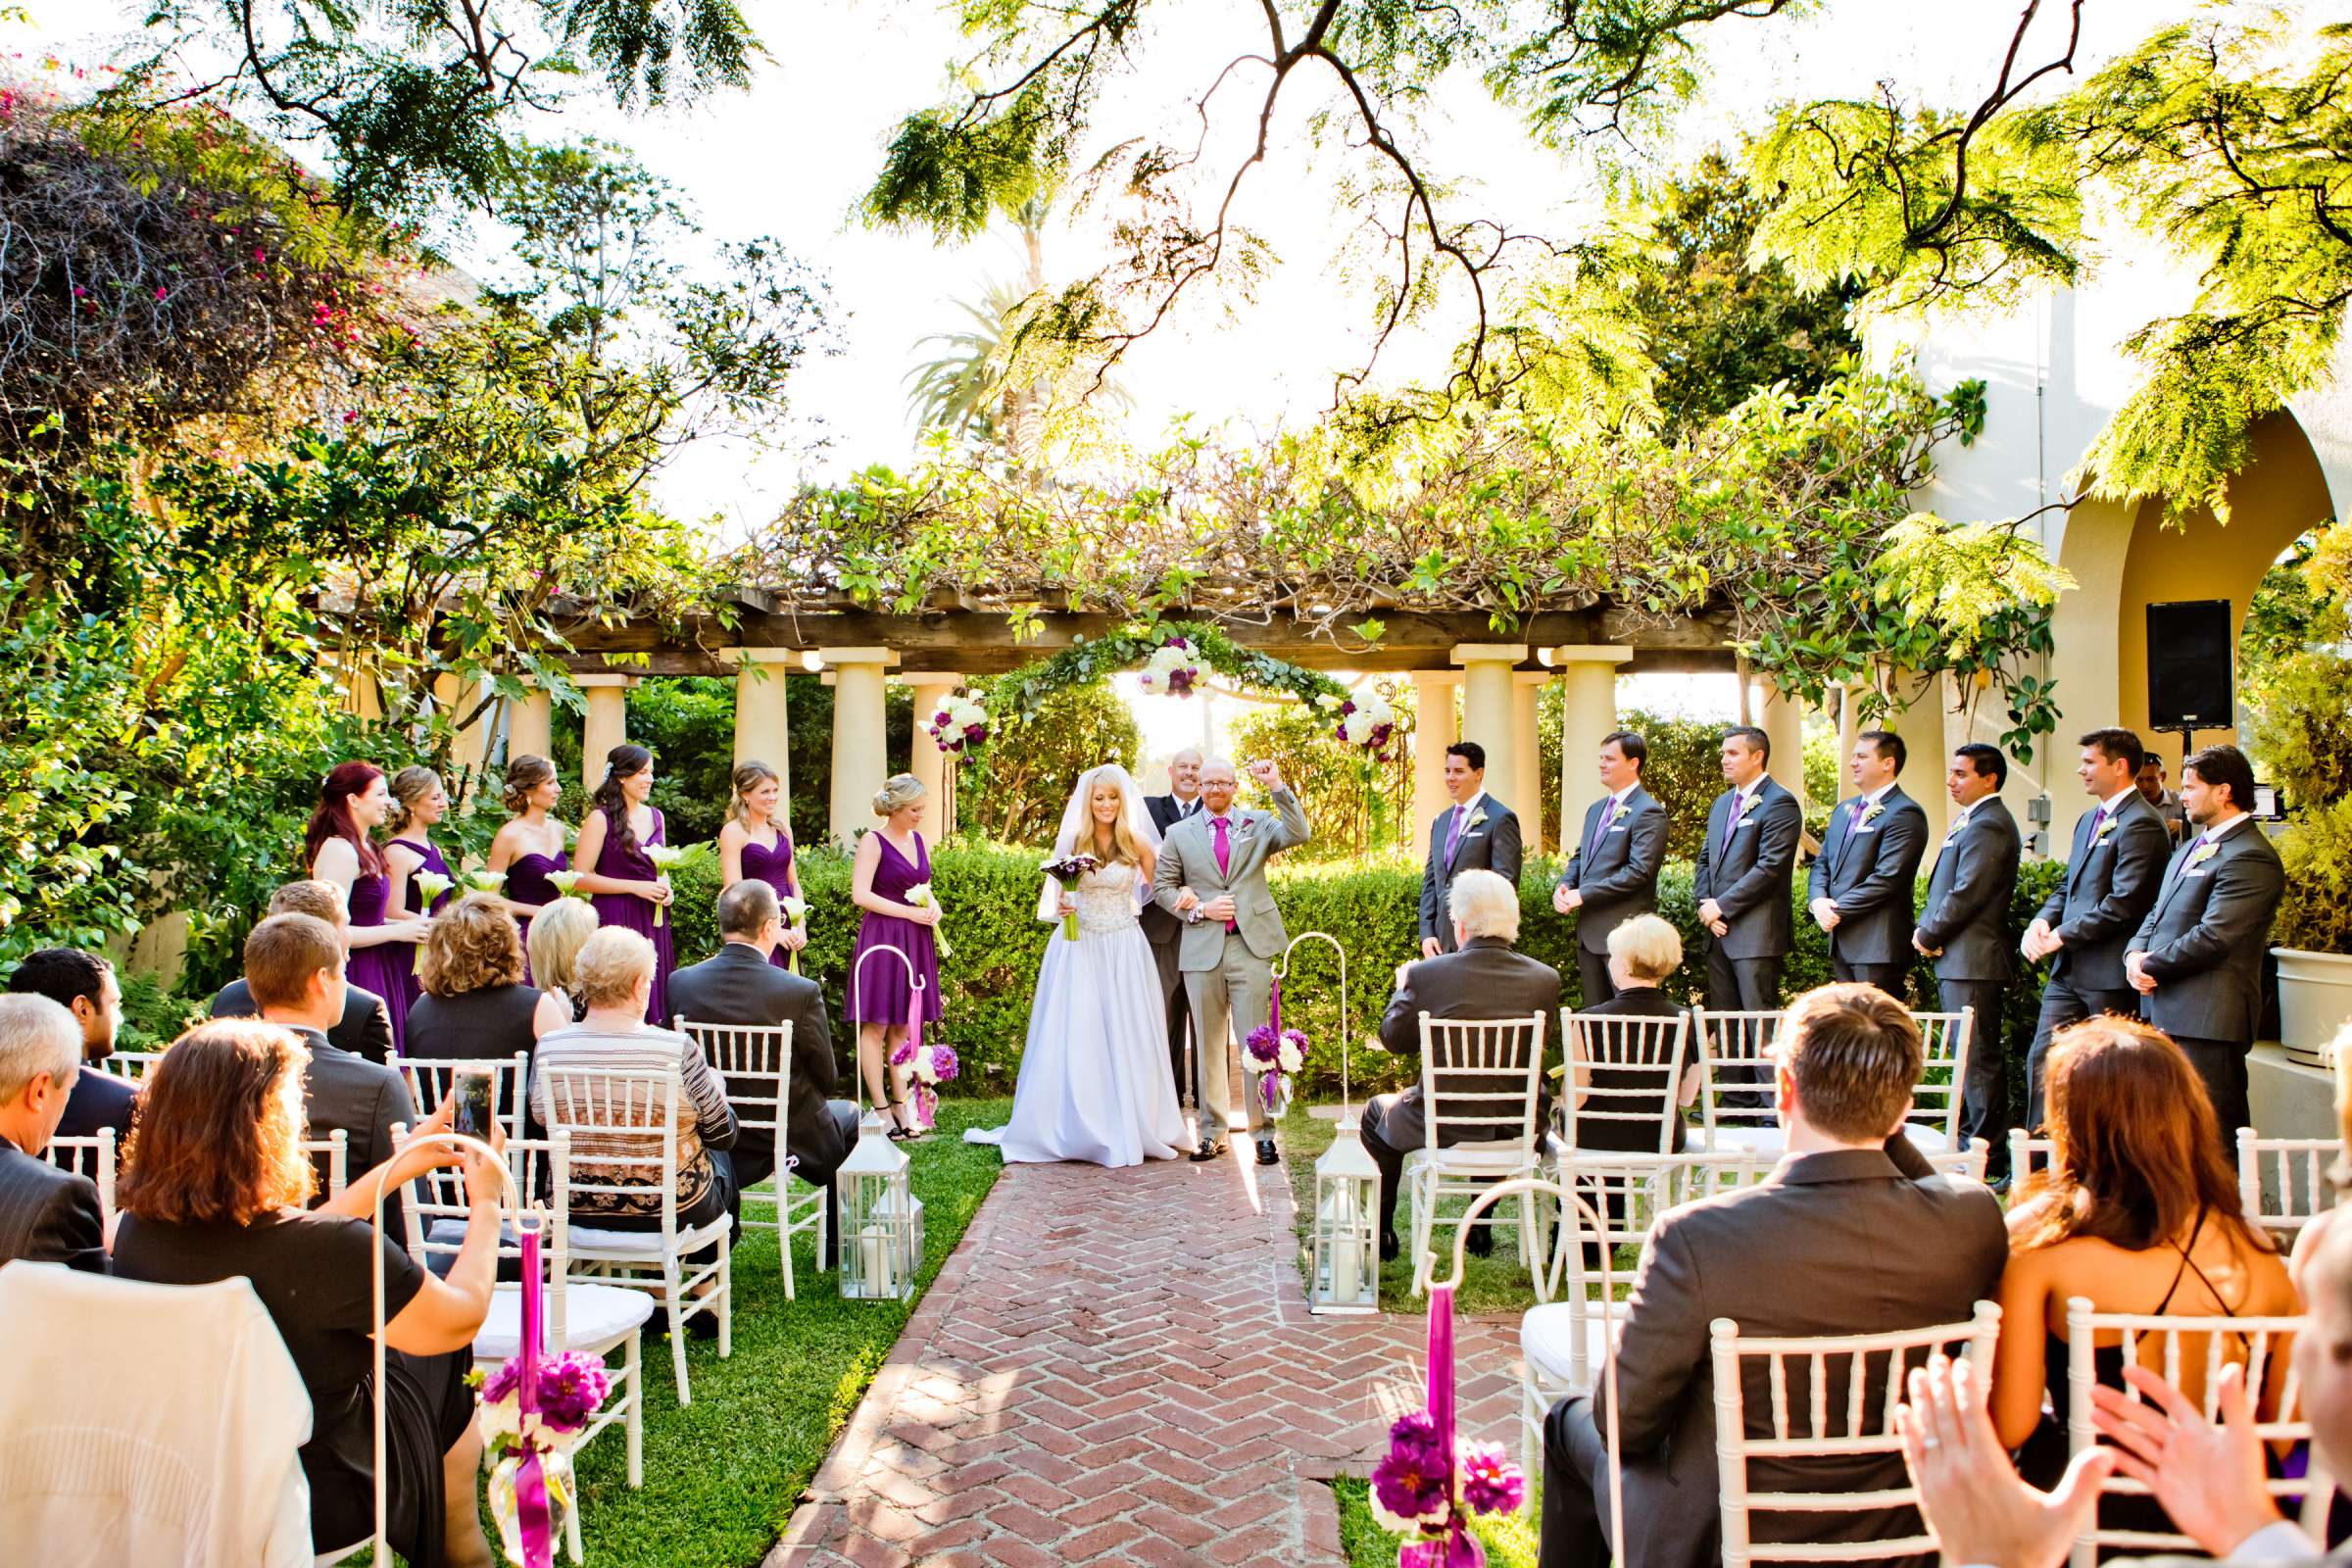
[211,879,397,1065]
[2136,755,2187,847]
[2021,729,2172,1125]
[1560,915,1699,1156]
[1420,741,1524,958]
[1143,748,1205,1104]
[5,947,133,1146]
[1913,743,2023,1181]
[1362,868,1562,1260]
[0,994,108,1272]
[2126,744,2285,1147]
[1554,730,1668,1005]
[1540,983,2008,1568]
[668,878,857,1263]
[1807,728,1930,996]
[1692,725,1802,1013]
[243,912,413,1236]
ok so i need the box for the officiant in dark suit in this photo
[668,878,856,1262]
[1913,743,2022,1179]
[1807,729,1930,996]
[1692,725,1802,1012]
[1419,742,1523,958]
[1553,731,1667,1005]
[1143,748,1206,1104]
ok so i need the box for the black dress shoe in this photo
[1465,1226,1494,1259]
[688,1309,721,1342]
[1255,1137,1279,1167]
[1189,1139,1227,1162]
[1380,1233,1400,1262]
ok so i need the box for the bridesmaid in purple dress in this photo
[382,766,456,1017]
[717,760,807,970]
[849,773,943,1139]
[573,743,676,1025]
[305,761,429,1050]
[487,755,570,964]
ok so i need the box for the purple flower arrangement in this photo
[1243,1023,1308,1112]
[1333,689,1398,762]
[1369,1412,1527,1563]
[1139,636,1202,697]
[890,1040,960,1128]
[478,1350,612,1452]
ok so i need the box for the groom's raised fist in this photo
[1246,758,1284,792]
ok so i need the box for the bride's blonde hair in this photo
[1082,770,1145,867]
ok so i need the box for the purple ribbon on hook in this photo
[514,1225,554,1567]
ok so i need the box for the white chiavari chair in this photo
[1406,1012,1547,1296]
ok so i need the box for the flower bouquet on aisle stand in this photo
[1369,1274,1527,1564]
[642,845,685,927]
[779,895,809,973]
[891,1037,960,1134]
[1244,975,1308,1120]
[1041,853,1102,942]
[476,1222,613,1566]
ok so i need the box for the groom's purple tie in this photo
[1587,794,1613,859]
[1444,804,1466,862]
[1211,815,1236,931]
[1723,790,1745,854]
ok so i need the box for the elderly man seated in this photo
[1360,867,1563,1262]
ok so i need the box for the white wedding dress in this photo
[969,860,1189,1166]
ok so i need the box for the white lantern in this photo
[1310,1116,1382,1314]
[835,1110,917,1301]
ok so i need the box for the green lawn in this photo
[1334,1477,1539,1568]
[556,1097,1010,1567]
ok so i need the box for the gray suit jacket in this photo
[666,942,844,1172]
[2035,791,2172,991]
[1917,797,2022,981]
[1807,787,1931,965]
[1140,793,1200,948]
[1558,786,1668,955]
[1598,1148,2007,1568]
[290,1023,410,1215]
[1419,796,1524,948]
[1376,937,1562,1147]
[2129,819,2285,1045]
[0,1139,106,1273]
[1692,779,1802,960]
[1152,790,1312,967]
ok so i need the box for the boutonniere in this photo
[1608,801,1631,825]
[1235,815,1257,837]
[2188,839,2220,868]
[2092,817,2117,845]
[1465,808,1490,832]
[1859,801,1886,825]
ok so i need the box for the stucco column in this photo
[1513,672,1549,856]
[438,673,497,782]
[507,681,554,766]
[1451,646,1528,840]
[1410,671,1461,849]
[1544,645,1634,851]
[1890,669,1951,847]
[1837,682,1862,788]
[1751,675,1807,814]
[906,674,964,843]
[577,674,636,794]
[822,648,893,849]
[722,650,796,817]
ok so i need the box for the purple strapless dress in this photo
[740,831,798,970]
[507,848,568,984]
[344,866,411,1052]
[849,832,941,1025]
[386,838,452,1017]
[591,808,674,1026]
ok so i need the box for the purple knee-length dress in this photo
[849,831,942,1025]
[592,808,674,1026]
[386,837,453,1015]
[739,830,799,971]
[344,866,412,1052]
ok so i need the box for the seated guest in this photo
[406,894,573,1066]
[1540,983,2007,1568]
[0,995,107,1272]
[242,913,413,1225]
[668,879,856,1263]
[531,928,737,1335]
[213,879,397,1064]
[6,947,133,1143]
[1991,1015,2296,1496]
[1362,867,1563,1263]
[113,1020,503,1566]
[526,896,599,1024]
[1560,913,1701,1154]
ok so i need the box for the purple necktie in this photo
[1723,791,1746,854]
[1588,795,1613,858]
[1444,804,1467,862]
[1211,816,1236,930]
[2090,805,2109,842]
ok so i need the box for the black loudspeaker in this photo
[2146,600,2234,730]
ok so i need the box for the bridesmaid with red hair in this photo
[305,761,430,1049]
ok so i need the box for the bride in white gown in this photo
[966,764,1189,1166]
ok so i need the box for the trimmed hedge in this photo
[663,841,2067,1118]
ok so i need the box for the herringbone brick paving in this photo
[767,1136,1522,1567]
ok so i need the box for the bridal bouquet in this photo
[642,845,686,927]
[891,1039,961,1129]
[1040,853,1102,941]
[1138,637,1202,697]
[925,692,991,755]
[1333,689,1397,760]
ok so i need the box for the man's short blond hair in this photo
[1606,914,1682,982]
[573,927,656,1009]
[1448,868,1520,943]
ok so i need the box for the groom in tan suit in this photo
[1152,758,1311,1165]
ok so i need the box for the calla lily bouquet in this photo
[475,1349,612,1565]
[544,869,586,900]
[413,870,455,909]
[642,845,686,926]
[1244,1024,1308,1116]
[1041,853,1102,941]
[780,895,809,972]
[905,881,952,958]
[464,867,507,896]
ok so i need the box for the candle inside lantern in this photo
[858,1222,894,1295]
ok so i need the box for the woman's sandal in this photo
[889,1097,934,1143]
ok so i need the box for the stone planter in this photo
[2275,947,2352,1068]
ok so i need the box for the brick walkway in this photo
[768,1137,1523,1568]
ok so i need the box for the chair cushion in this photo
[1520,1302,1616,1386]
[1695,1124,1787,1158]
[474,1282,655,1360]
[568,1216,731,1257]
[1904,1124,1951,1152]
[1404,1146,1537,1174]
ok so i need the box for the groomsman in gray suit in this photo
[1913,743,2022,1180]
[2021,729,2172,1124]
[1152,757,1312,1166]
[1553,730,1667,1005]
[2126,744,2285,1147]
[1808,729,1931,996]
[1143,748,1206,1103]
[1419,742,1523,958]
[1692,725,1802,1012]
